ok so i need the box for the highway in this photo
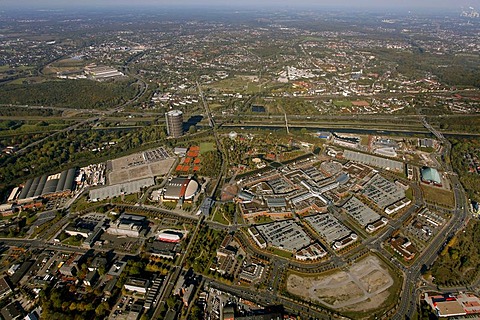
[15,54,148,157]
[0,237,87,254]
[393,120,470,320]
[196,80,228,199]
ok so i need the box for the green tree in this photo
[188,125,197,134]
[95,302,109,316]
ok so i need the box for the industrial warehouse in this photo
[14,168,77,204]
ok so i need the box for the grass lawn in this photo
[421,185,455,208]
[253,215,274,224]
[200,142,216,154]
[212,209,229,225]
[63,235,84,246]
[405,187,414,200]
[271,247,293,259]
[208,76,264,94]
[123,193,139,203]
[333,100,352,107]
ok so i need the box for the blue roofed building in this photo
[420,167,442,186]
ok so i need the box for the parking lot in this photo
[110,295,144,319]
[255,220,311,252]
[342,197,381,227]
[304,213,351,244]
[362,174,405,209]
[107,147,175,185]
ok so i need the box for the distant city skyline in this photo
[2,0,480,10]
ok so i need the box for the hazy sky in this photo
[2,0,478,10]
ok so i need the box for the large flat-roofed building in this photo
[304,213,351,244]
[124,277,150,294]
[146,240,180,259]
[163,177,199,201]
[65,218,100,238]
[89,177,154,201]
[425,293,470,318]
[343,149,404,172]
[426,293,480,317]
[362,174,405,209]
[85,66,124,80]
[0,276,12,299]
[342,196,381,227]
[255,220,311,252]
[165,110,183,138]
[107,213,146,237]
[1,301,23,320]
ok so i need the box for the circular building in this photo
[165,110,183,138]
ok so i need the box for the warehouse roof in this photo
[89,177,154,201]
[18,168,78,200]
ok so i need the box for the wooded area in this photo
[437,116,480,134]
[0,125,167,197]
[430,220,480,286]
[0,79,137,109]
[450,138,480,202]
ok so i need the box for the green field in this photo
[212,209,229,225]
[333,100,352,107]
[208,76,261,94]
[271,247,293,258]
[421,185,455,208]
[63,235,84,246]
[253,215,274,224]
[200,142,216,154]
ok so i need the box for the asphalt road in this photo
[393,123,470,320]
[209,279,333,320]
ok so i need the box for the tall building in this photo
[165,110,183,138]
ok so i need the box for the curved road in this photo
[393,121,470,320]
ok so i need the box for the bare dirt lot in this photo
[286,255,394,312]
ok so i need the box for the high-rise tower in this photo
[165,110,183,138]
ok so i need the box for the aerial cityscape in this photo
[0,1,479,319]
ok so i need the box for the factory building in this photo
[16,168,77,203]
[165,110,184,138]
